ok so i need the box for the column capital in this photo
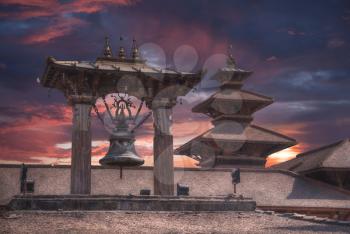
[67,95,96,105]
[149,98,177,109]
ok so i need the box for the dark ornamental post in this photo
[151,98,176,196]
[68,95,95,194]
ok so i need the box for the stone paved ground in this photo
[1,211,349,234]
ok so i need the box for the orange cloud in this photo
[61,0,135,15]
[254,122,307,167]
[0,101,199,166]
[0,104,72,163]
[0,0,56,6]
[266,143,306,167]
[0,1,60,19]
[0,0,138,44]
[23,17,87,44]
[1,0,134,18]
[143,155,198,168]
[0,99,307,169]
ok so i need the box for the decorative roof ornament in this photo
[103,36,113,58]
[227,44,236,68]
[118,36,126,60]
[131,37,140,61]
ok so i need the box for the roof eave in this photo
[40,57,202,89]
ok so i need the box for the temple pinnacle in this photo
[131,38,140,61]
[118,36,126,60]
[227,44,236,67]
[103,36,113,58]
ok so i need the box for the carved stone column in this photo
[68,95,95,194]
[151,98,176,196]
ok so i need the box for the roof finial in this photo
[131,37,140,61]
[118,36,126,60]
[227,44,236,67]
[103,36,113,58]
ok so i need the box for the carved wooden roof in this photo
[40,56,201,100]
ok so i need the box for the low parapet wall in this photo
[1,164,350,211]
[8,194,256,211]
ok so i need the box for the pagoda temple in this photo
[175,51,297,168]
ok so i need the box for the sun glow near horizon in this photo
[0,137,304,169]
[265,145,303,167]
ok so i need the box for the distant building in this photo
[273,139,350,190]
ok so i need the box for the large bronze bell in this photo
[99,94,145,167]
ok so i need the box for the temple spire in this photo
[118,36,126,60]
[103,36,113,58]
[131,38,140,61]
[227,44,236,67]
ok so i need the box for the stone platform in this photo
[8,195,256,211]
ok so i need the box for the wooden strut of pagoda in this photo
[40,37,202,195]
[175,49,297,168]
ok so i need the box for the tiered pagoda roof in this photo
[192,89,273,122]
[175,52,296,168]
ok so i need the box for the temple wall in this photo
[1,165,350,210]
[0,167,20,206]
[91,167,153,195]
[0,166,232,205]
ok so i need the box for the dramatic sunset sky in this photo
[0,0,349,167]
